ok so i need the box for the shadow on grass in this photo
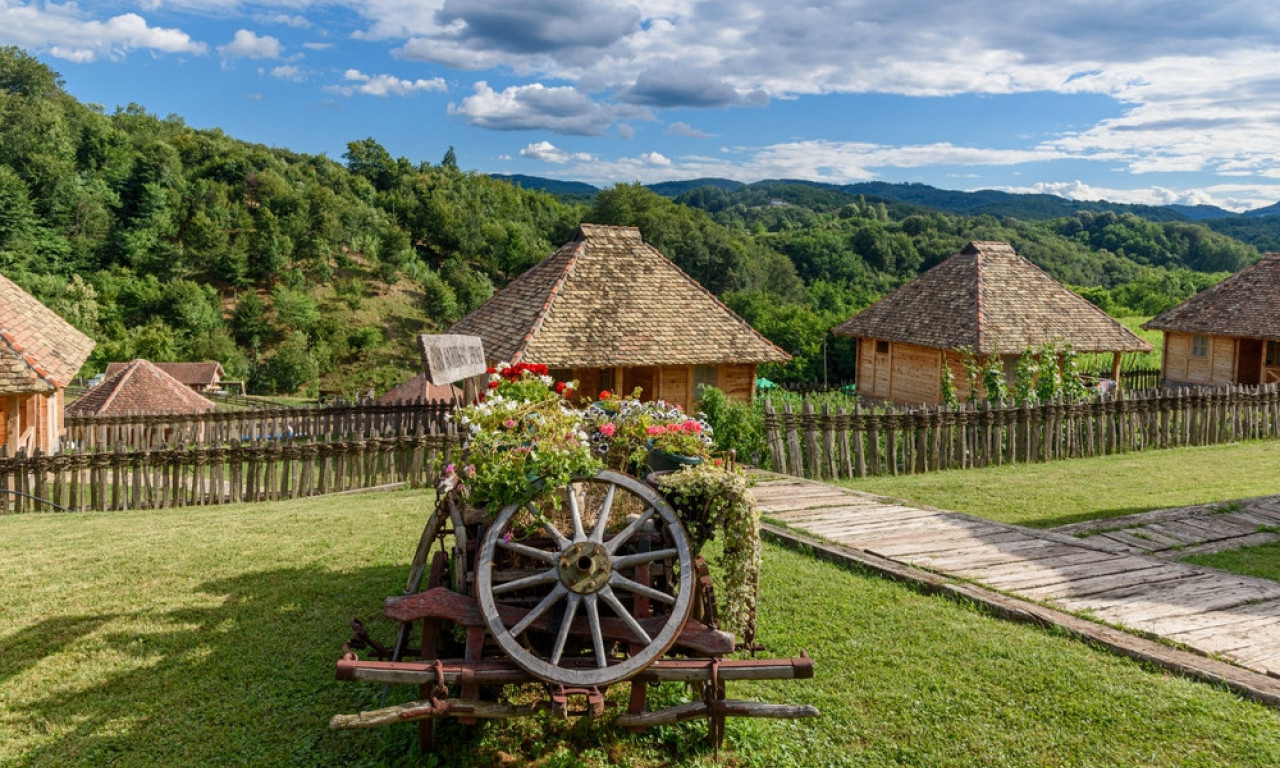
[1015,505,1161,530]
[8,564,694,768]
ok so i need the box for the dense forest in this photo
[0,47,1264,393]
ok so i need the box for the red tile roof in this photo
[449,224,790,366]
[832,241,1152,354]
[376,373,462,404]
[1144,253,1280,338]
[105,360,224,386]
[68,359,217,416]
[0,272,95,393]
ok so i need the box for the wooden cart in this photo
[330,469,817,751]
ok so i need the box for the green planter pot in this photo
[645,441,704,474]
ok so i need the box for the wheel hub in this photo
[558,541,612,594]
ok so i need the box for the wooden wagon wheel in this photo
[476,470,694,688]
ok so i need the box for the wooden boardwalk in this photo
[755,476,1280,678]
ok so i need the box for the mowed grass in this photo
[1184,541,1280,583]
[841,441,1280,529]
[3,492,1280,766]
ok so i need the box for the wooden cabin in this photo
[377,373,462,404]
[449,224,790,409]
[832,241,1152,405]
[106,360,225,393]
[68,359,217,417]
[1144,252,1280,387]
[0,272,96,454]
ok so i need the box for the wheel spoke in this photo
[567,484,586,542]
[529,502,571,549]
[585,594,607,667]
[496,538,558,564]
[609,572,677,605]
[491,567,559,595]
[589,484,616,543]
[605,506,657,554]
[548,593,581,666]
[598,585,652,644]
[509,583,568,637]
[611,548,678,570]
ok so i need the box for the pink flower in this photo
[682,419,702,433]
[599,422,616,437]
[504,419,517,429]
[444,463,456,475]
[646,425,666,436]
[463,464,476,477]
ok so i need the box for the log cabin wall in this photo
[1162,332,1237,386]
[857,337,944,404]
[566,363,757,410]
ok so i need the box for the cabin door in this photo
[1265,340,1280,385]
[1237,338,1263,384]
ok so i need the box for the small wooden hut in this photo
[68,358,217,417]
[106,360,225,393]
[832,241,1151,405]
[449,224,790,409]
[0,272,95,454]
[1144,252,1280,387]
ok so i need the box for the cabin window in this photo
[1191,335,1209,358]
[694,365,718,394]
[875,340,890,355]
[597,369,614,393]
[1266,341,1280,367]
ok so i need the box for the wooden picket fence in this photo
[63,398,454,452]
[763,383,1280,480]
[0,426,464,513]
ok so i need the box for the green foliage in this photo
[250,330,318,394]
[697,385,768,465]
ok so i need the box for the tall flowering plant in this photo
[445,362,601,512]
[582,390,714,471]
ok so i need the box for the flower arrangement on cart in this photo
[329,361,817,751]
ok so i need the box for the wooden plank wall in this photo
[763,383,1280,480]
[0,425,462,514]
[1164,332,1237,386]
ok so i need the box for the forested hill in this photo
[0,46,1265,392]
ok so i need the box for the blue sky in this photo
[8,1,1280,211]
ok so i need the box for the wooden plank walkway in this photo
[755,475,1280,678]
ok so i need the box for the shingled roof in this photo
[832,241,1151,355]
[0,272,95,394]
[376,373,461,404]
[106,360,224,387]
[449,224,790,366]
[1144,253,1280,338]
[68,359,216,416]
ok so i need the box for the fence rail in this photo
[763,384,1280,481]
[1085,366,1163,392]
[63,399,454,452]
[0,427,463,513]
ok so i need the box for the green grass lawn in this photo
[841,441,1280,529]
[4,490,1280,767]
[1184,541,1280,583]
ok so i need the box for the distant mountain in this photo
[488,174,599,198]
[1240,201,1280,218]
[645,178,746,196]
[1168,204,1237,220]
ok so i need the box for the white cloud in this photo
[220,29,282,59]
[254,12,311,29]
[519,140,594,163]
[449,81,646,135]
[638,151,671,166]
[302,42,333,50]
[326,69,447,97]
[0,4,206,62]
[668,121,710,139]
[268,65,306,82]
[1001,180,1280,214]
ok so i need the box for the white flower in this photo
[540,375,554,386]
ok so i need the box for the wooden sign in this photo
[418,334,487,386]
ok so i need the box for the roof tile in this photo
[1144,253,1280,337]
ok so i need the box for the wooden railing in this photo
[63,399,453,452]
[0,426,464,513]
[763,384,1280,480]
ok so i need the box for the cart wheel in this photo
[476,470,694,688]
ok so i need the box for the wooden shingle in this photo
[832,241,1151,354]
[450,224,790,366]
[1144,253,1280,337]
[0,272,95,393]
